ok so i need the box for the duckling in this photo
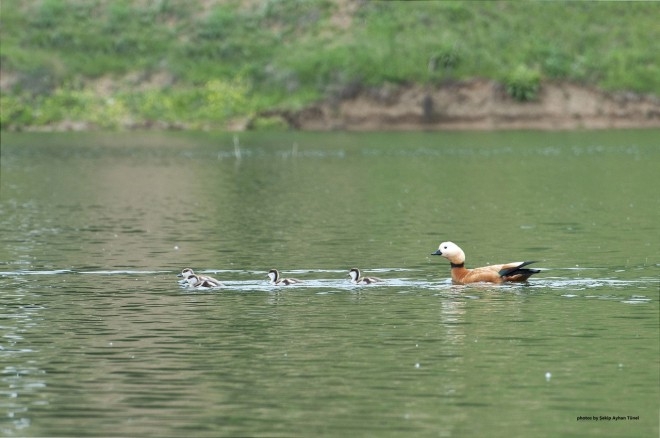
[177,268,195,284]
[184,274,224,289]
[178,268,223,287]
[267,269,302,285]
[348,268,383,285]
[432,241,540,285]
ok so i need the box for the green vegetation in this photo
[505,65,541,102]
[1,0,658,130]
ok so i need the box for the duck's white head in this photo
[348,268,360,282]
[267,269,279,282]
[432,241,466,264]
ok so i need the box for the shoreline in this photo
[266,79,660,132]
[4,80,659,133]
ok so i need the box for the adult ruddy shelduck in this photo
[432,241,540,284]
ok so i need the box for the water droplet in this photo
[545,372,551,381]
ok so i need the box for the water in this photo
[1,130,658,437]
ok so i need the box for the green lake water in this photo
[1,130,658,437]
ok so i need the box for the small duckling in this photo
[348,268,383,285]
[267,269,302,286]
[184,274,224,289]
[177,268,196,284]
[178,268,224,287]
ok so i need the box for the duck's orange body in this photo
[432,241,540,285]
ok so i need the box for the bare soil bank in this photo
[265,79,660,131]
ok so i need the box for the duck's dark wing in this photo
[498,261,540,280]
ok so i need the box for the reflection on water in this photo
[1,131,658,437]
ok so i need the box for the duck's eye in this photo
[443,246,448,249]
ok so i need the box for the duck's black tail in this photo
[498,261,541,280]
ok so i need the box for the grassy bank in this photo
[1,0,658,130]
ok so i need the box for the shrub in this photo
[505,65,541,102]
[0,93,34,128]
[248,115,290,131]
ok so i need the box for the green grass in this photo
[1,0,658,129]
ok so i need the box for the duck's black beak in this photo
[431,249,443,256]
[176,273,183,277]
